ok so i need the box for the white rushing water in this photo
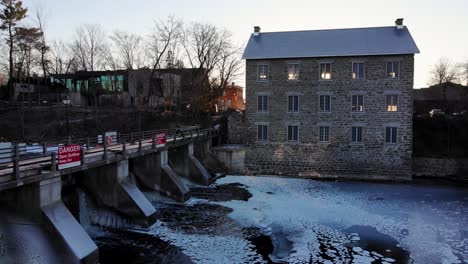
[149,176,468,264]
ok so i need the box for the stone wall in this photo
[227,112,246,144]
[243,55,415,180]
[413,157,468,178]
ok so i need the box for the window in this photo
[319,95,331,112]
[352,62,365,79]
[319,126,330,142]
[320,63,332,79]
[386,95,399,112]
[257,125,268,141]
[352,95,364,112]
[386,61,400,79]
[288,95,299,112]
[257,64,269,81]
[288,125,299,141]
[257,95,269,112]
[352,127,363,143]
[288,63,300,80]
[385,127,398,143]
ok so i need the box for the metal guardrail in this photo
[0,126,220,186]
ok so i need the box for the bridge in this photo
[0,127,224,263]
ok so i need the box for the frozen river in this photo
[94,176,468,264]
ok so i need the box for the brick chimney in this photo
[395,18,404,29]
[254,26,261,36]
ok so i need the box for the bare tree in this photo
[182,22,230,74]
[71,24,106,72]
[459,60,468,86]
[429,58,460,86]
[182,22,238,111]
[215,46,243,91]
[144,16,182,102]
[147,16,182,74]
[110,30,142,69]
[33,5,48,78]
[49,40,74,74]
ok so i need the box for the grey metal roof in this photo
[242,26,420,60]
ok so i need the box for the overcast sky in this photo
[23,0,468,88]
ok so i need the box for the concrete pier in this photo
[132,150,190,202]
[212,145,246,174]
[0,178,99,263]
[81,160,157,227]
[169,143,214,185]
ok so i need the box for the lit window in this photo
[319,126,330,142]
[352,127,363,143]
[288,63,300,80]
[352,95,364,112]
[257,64,269,81]
[385,127,398,143]
[320,63,332,79]
[386,61,400,79]
[288,125,299,141]
[319,95,331,112]
[257,95,269,112]
[257,125,268,141]
[288,95,299,112]
[352,62,365,79]
[386,95,399,112]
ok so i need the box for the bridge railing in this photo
[0,126,220,183]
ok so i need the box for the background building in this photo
[217,82,245,111]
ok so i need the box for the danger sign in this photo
[155,133,166,147]
[106,136,113,146]
[58,144,81,170]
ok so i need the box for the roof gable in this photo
[242,26,420,60]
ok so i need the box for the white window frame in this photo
[257,95,269,112]
[319,63,332,80]
[319,95,331,112]
[352,62,365,79]
[257,64,269,81]
[351,95,364,112]
[386,94,399,112]
[319,126,330,142]
[351,126,363,143]
[287,95,299,113]
[287,125,299,142]
[385,127,398,143]
[287,63,300,80]
[257,125,268,141]
[386,61,400,79]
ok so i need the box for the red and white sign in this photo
[106,136,113,146]
[58,144,81,170]
[155,133,166,147]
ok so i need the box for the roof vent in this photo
[253,26,261,36]
[395,18,404,29]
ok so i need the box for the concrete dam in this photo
[0,128,226,263]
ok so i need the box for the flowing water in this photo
[89,176,468,264]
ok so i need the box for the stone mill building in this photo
[239,19,420,180]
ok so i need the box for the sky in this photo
[23,0,468,88]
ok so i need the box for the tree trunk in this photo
[8,24,15,103]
